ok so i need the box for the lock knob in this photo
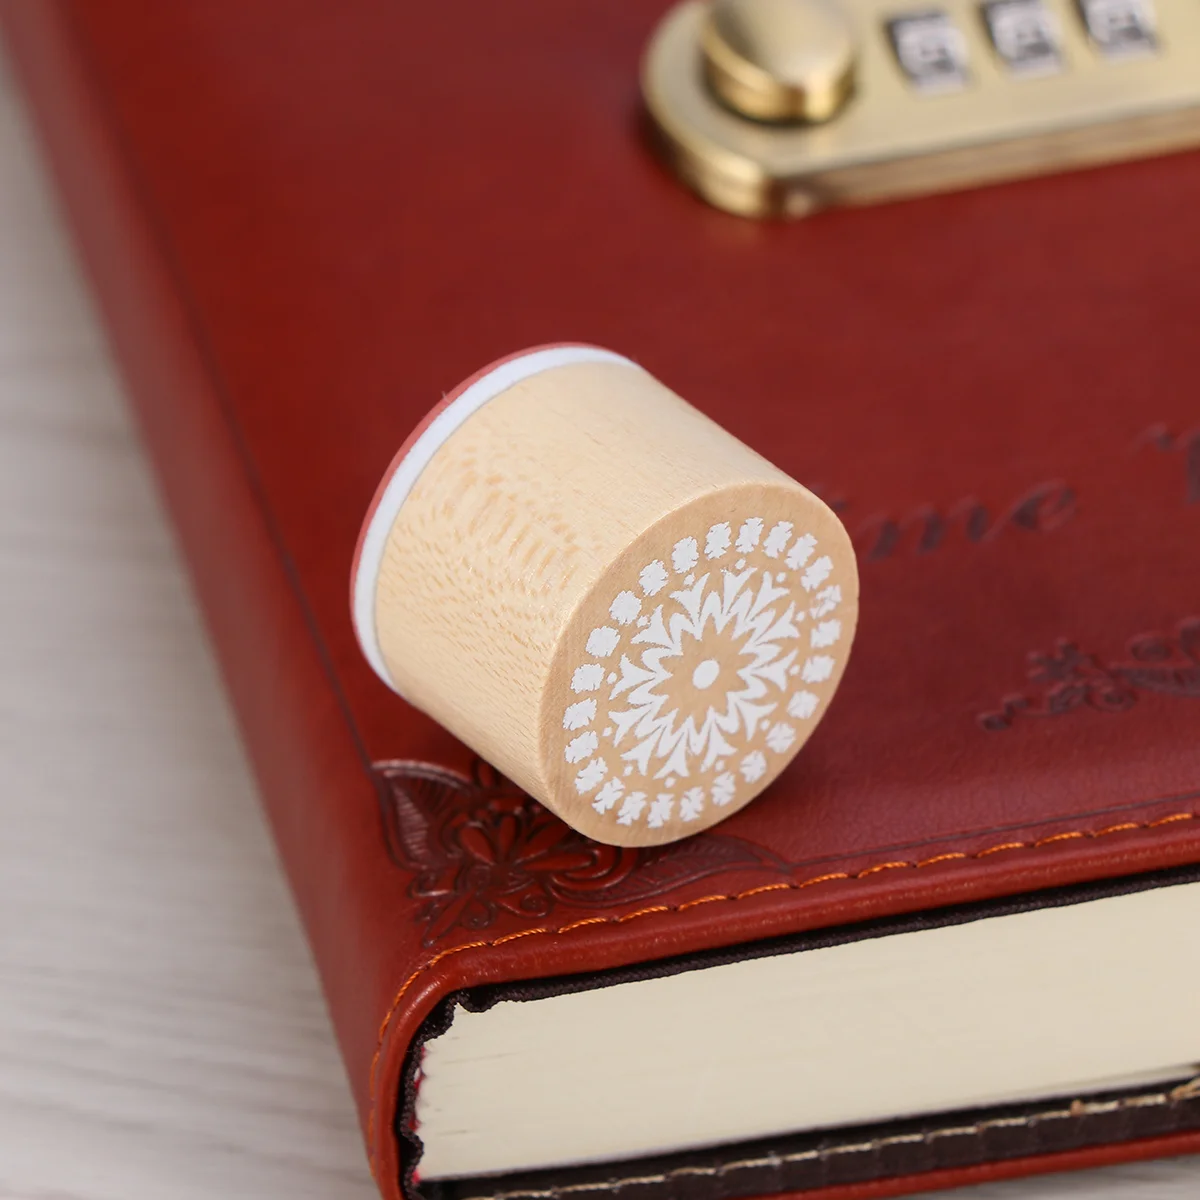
[701,0,858,123]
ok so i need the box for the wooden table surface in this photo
[1,41,1196,1200]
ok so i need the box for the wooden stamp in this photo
[352,345,858,846]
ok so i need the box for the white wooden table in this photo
[0,42,1195,1200]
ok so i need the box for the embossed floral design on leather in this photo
[375,759,780,944]
[979,617,1200,731]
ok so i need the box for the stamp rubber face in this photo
[542,485,858,845]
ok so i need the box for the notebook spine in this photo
[1,0,386,1170]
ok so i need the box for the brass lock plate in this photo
[642,0,1200,217]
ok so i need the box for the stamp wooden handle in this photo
[352,345,858,846]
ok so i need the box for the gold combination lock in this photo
[642,0,1200,216]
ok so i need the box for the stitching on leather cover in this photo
[366,808,1197,1175]
[446,1077,1200,1200]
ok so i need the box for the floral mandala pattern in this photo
[554,516,850,833]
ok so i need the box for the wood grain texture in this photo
[376,359,857,844]
[0,36,1195,1200]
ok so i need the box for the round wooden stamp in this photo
[352,345,858,847]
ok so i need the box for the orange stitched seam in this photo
[916,852,968,868]
[1151,812,1194,827]
[490,928,544,946]
[366,808,1198,1176]
[856,860,911,877]
[616,904,672,923]
[734,881,795,898]
[974,841,1028,857]
[1033,831,1085,847]
[677,893,732,912]
[795,871,851,889]
[557,915,610,933]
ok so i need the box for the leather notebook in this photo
[4,3,1200,1198]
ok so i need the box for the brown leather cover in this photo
[3,3,1198,1198]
